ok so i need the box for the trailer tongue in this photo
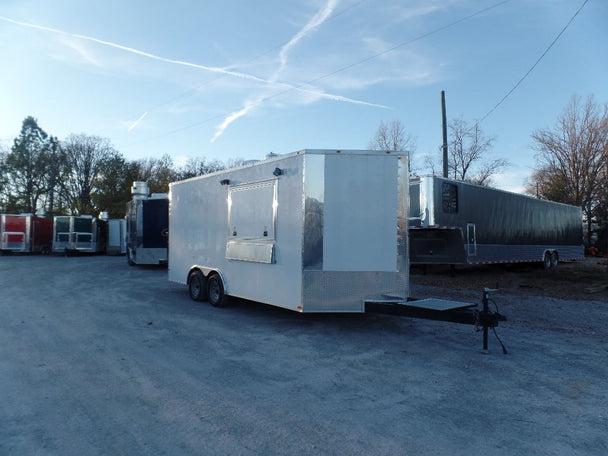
[365,289,507,353]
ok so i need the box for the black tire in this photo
[543,251,552,270]
[550,251,559,268]
[188,270,207,302]
[207,273,228,307]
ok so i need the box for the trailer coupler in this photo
[365,288,507,353]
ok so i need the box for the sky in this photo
[0,0,606,193]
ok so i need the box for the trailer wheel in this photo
[550,251,559,268]
[188,270,207,302]
[543,251,552,270]
[207,273,228,308]
[127,249,135,266]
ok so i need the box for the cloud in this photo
[56,36,103,67]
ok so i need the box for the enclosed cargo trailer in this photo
[0,214,53,253]
[409,176,584,267]
[169,151,507,352]
[169,149,410,312]
[107,219,127,255]
[98,212,126,255]
[52,215,107,254]
[125,182,168,265]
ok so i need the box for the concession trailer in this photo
[408,176,584,268]
[125,182,168,265]
[168,150,506,351]
[0,213,53,253]
[169,149,409,312]
[52,215,107,254]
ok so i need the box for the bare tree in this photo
[448,117,507,186]
[530,95,608,244]
[61,134,122,215]
[368,120,416,171]
[130,154,179,194]
[179,157,225,180]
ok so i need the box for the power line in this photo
[129,0,372,124]
[128,1,511,148]
[307,0,511,86]
[477,0,589,125]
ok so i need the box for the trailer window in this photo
[442,183,458,213]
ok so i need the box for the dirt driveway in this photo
[1,255,607,455]
[410,256,608,302]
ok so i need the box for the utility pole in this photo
[441,90,448,178]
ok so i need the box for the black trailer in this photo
[125,182,168,266]
[409,176,584,268]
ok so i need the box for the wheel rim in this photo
[190,279,201,299]
[209,281,220,303]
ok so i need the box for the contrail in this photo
[274,0,338,81]
[211,97,260,143]
[128,111,148,132]
[0,15,267,84]
[213,0,388,142]
[0,14,382,108]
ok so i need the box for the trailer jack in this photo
[365,288,507,353]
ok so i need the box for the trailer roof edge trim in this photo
[170,149,408,187]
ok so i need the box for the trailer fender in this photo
[188,266,230,296]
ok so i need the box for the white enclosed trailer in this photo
[107,219,127,255]
[98,212,126,255]
[169,149,410,312]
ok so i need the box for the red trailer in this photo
[0,214,53,253]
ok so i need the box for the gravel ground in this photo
[1,254,607,455]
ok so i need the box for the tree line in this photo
[2,94,607,248]
[0,117,240,219]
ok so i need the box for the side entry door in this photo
[466,223,476,257]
